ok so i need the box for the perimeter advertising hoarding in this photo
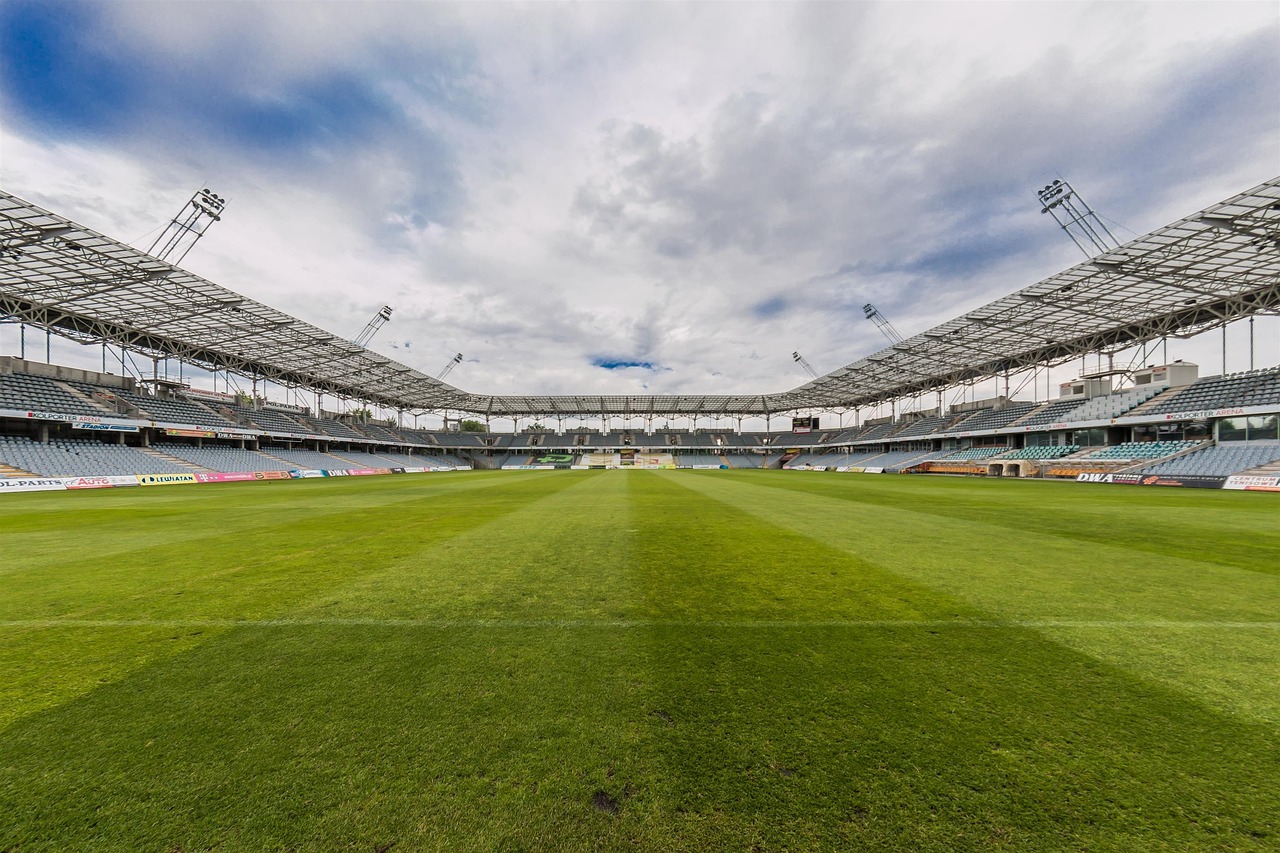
[196,472,257,483]
[63,476,139,490]
[0,465,432,496]
[136,473,198,486]
[1133,475,1227,489]
[1076,472,1226,488]
[1224,475,1280,491]
[0,477,68,492]
[192,470,364,482]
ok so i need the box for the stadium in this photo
[2,3,1279,851]
[2,180,1280,487]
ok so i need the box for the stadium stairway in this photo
[1235,456,1280,478]
[320,450,365,468]
[136,447,209,472]
[0,461,36,478]
[1123,386,1186,417]
[56,380,119,416]
[1005,401,1058,428]
[255,449,306,469]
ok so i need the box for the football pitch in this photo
[1,470,1277,851]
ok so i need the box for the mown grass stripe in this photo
[4,618,1279,629]
[1,470,1276,851]
[663,470,1280,724]
[0,471,592,730]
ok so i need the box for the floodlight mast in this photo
[792,351,819,379]
[863,303,904,345]
[1037,178,1120,258]
[354,305,393,347]
[438,352,463,380]
[147,188,226,264]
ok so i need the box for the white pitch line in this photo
[1,618,1278,630]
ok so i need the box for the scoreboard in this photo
[791,416,820,434]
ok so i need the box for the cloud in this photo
[0,0,479,236]
[0,0,1276,426]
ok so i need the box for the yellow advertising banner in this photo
[136,473,198,486]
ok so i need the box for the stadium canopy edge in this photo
[1,177,1277,416]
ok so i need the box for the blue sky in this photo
[1,1,1277,422]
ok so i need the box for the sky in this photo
[0,1,1277,427]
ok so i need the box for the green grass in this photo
[1,469,1277,851]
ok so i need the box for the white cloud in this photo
[1,0,1276,428]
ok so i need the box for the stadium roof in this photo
[2,178,1277,417]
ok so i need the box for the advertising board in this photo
[1076,472,1225,488]
[72,423,139,433]
[136,473,198,486]
[1132,474,1226,489]
[1223,475,1280,492]
[63,475,139,490]
[1076,473,1145,485]
[25,412,103,424]
[0,478,67,493]
[195,472,258,483]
